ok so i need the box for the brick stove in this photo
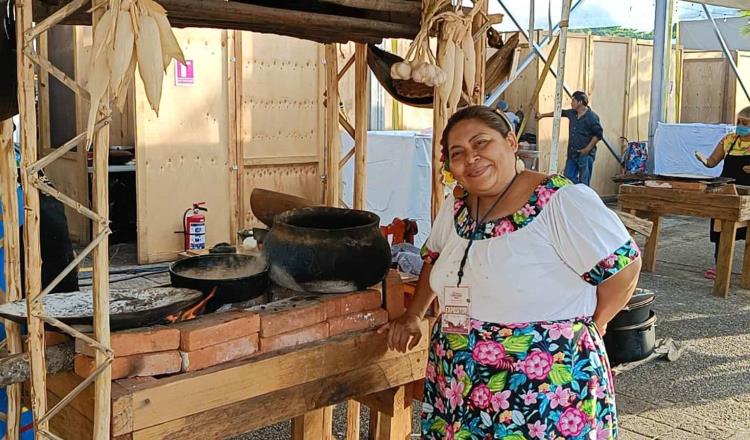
[73,271,405,380]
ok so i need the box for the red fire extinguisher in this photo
[181,202,208,252]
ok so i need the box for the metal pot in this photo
[609,292,655,328]
[262,207,391,293]
[604,311,657,365]
[169,254,269,312]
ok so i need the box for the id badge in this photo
[442,286,471,334]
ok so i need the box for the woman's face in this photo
[738,116,750,128]
[447,118,518,197]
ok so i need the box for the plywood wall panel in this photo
[680,52,728,124]
[241,164,320,227]
[239,32,322,161]
[589,40,628,196]
[135,28,231,263]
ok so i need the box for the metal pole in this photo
[647,0,670,173]
[485,0,584,104]
[703,4,750,102]
[491,0,622,164]
[550,0,572,174]
[528,0,535,47]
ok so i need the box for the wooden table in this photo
[619,184,750,297]
[38,322,429,440]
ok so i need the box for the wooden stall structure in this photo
[680,50,750,125]
[502,33,683,196]
[619,184,750,298]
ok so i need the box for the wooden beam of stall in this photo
[319,0,421,15]
[353,43,368,210]
[517,36,560,136]
[549,0,572,174]
[472,0,489,104]
[325,44,341,206]
[338,54,355,81]
[15,0,49,432]
[90,1,113,437]
[431,25,449,221]
[0,119,24,440]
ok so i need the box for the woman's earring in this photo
[453,183,469,198]
[515,154,526,173]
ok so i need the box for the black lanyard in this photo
[456,172,519,287]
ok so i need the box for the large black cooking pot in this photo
[263,207,391,293]
[169,254,269,312]
[609,291,655,328]
[604,311,657,365]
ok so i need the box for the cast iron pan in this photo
[0,287,203,331]
[169,253,269,312]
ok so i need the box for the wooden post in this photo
[39,33,51,152]
[91,1,113,437]
[324,44,341,207]
[353,43,368,210]
[346,401,361,440]
[715,220,737,298]
[431,27,450,221]
[518,36,559,136]
[374,385,412,440]
[640,212,661,273]
[227,30,243,237]
[472,0,489,104]
[742,237,750,290]
[548,0,572,174]
[15,0,49,432]
[0,119,23,440]
[292,408,327,440]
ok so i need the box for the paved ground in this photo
[90,214,750,439]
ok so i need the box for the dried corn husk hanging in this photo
[85,0,185,146]
[395,0,488,112]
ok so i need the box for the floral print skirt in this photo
[421,318,617,440]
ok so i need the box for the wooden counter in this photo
[39,321,429,439]
[619,184,750,297]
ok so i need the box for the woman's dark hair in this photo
[572,91,589,106]
[441,105,512,152]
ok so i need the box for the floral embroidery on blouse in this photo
[420,175,572,262]
[582,240,641,286]
[453,174,572,240]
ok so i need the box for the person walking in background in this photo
[536,91,603,186]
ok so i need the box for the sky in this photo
[490,0,744,32]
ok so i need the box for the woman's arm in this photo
[592,258,641,334]
[696,141,727,168]
[378,263,436,352]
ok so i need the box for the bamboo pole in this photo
[15,0,49,432]
[39,33,51,153]
[324,44,341,206]
[518,36,559,136]
[472,0,489,104]
[431,30,449,221]
[90,0,113,436]
[0,119,23,440]
[549,0,572,174]
[353,43,368,210]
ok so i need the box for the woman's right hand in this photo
[695,151,709,167]
[377,312,424,353]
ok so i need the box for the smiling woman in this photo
[379,105,642,440]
